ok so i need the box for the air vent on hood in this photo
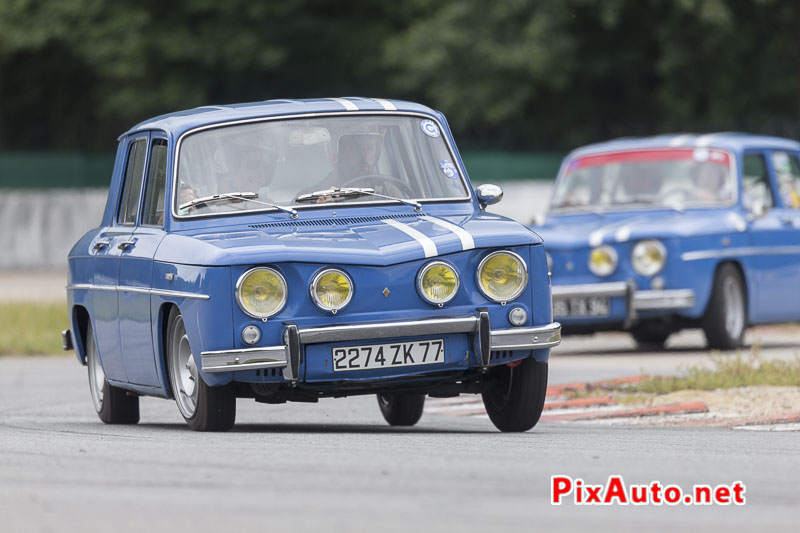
[249,212,426,229]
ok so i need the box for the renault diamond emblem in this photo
[382,287,390,297]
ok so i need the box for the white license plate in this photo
[332,339,444,372]
[553,297,610,317]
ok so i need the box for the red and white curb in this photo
[732,412,800,432]
[425,376,800,430]
[425,375,711,424]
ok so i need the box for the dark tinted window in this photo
[142,139,168,226]
[118,139,148,225]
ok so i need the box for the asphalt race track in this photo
[1,329,798,532]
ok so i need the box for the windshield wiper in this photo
[296,187,422,212]
[179,192,298,218]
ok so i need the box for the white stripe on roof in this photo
[329,97,359,111]
[372,98,397,111]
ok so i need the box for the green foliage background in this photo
[1,0,798,153]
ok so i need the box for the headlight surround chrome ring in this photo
[588,245,618,277]
[632,239,667,277]
[310,268,354,314]
[235,267,288,319]
[476,250,529,304]
[416,260,460,307]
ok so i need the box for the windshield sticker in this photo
[420,120,440,138]
[440,160,457,178]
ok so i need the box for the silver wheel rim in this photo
[723,276,745,340]
[170,315,198,418]
[87,324,105,413]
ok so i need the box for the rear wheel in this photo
[702,263,747,350]
[86,322,139,424]
[377,393,426,426]
[482,359,548,432]
[167,307,236,431]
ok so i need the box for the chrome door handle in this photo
[118,238,137,250]
[93,239,111,251]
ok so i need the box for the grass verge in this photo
[633,350,800,393]
[0,301,68,355]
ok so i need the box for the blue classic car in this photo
[533,133,800,349]
[64,97,560,432]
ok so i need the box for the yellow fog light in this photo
[417,261,460,306]
[632,239,667,277]
[588,245,618,277]
[236,267,288,319]
[310,268,353,313]
[477,251,528,303]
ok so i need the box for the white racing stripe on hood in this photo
[588,229,605,247]
[421,216,475,250]
[329,97,359,111]
[382,219,438,258]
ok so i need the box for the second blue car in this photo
[533,133,800,349]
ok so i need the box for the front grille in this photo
[249,212,426,229]
[255,367,282,377]
[490,350,513,361]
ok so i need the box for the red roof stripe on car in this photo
[568,148,730,172]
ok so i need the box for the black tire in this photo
[377,393,426,426]
[630,324,670,350]
[481,359,548,432]
[86,322,139,424]
[166,307,236,431]
[702,263,747,350]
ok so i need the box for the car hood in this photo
[156,212,542,266]
[533,208,746,250]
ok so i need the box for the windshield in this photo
[174,115,469,216]
[550,148,735,212]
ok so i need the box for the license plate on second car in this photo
[332,339,444,372]
[553,297,610,318]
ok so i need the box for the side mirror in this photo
[752,199,768,217]
[745,198,769,221]
[476,184,503,209]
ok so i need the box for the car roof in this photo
[121,97,438,139]
[567,133,800,158]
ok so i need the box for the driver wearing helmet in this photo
[301,131,389,203]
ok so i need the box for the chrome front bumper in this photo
[200,313,562,379]
[552,281,695,321]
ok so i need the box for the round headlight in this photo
[417,261,460,306]
[477,251,528,303]
[310,268,353,313]
[236,267,287,319]
[632,239,666,277]
[588,245,618,277]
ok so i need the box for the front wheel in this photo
[166,308,236,431]
[481,359,548,432]
[702,264,747,350]
[377,393,425,426]
[86,322,139,424]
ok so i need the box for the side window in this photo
[142,139,168,226]
[771,151,800,209]
[742,153,774,211]
[117,139,148,225]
